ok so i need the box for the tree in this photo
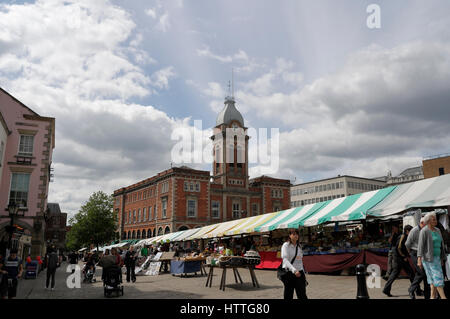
[66,191,116,251]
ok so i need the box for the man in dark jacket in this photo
[383,225,414,297]
[124,246,137,283]
[46,247,61,290]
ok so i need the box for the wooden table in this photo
[205,264,260,291]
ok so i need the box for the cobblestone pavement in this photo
[15,261,418,299]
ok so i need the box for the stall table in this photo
[157,252,176,273]
[205,264,260,291]
[170,259,207,277]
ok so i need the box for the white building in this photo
[290,175,387,207]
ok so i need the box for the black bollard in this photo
[356,264,369,299]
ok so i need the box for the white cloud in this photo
[145,8,157,19]
[156,12,171,32]
[0,0,182,218]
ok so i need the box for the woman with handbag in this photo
[279,229,308,300]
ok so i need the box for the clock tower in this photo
[211,95,249,189]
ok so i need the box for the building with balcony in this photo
[0,88,55,258]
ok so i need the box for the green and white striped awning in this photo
[368,173,450,218]
[254,186,396,230]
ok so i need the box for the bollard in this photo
[356,264,369,299]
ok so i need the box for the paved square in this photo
[15,262,416,299]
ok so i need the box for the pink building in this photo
[0,87,55,259]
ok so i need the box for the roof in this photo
[398,166,423,177]
[292,175,386,187]
[216,97,244,127]
[47,203,62,214]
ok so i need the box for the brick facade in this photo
[423,155,450,179]
[113,97,291,240]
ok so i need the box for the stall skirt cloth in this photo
[302,252,365,273]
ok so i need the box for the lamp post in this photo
[6,202,20,252]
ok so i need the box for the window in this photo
[9,173,30,207]
[148,206,152,220]
[212,201,220,218]
[143,208,146,221]
[252,203,258,215]
[439,167,445,176]
[138,209,141,222]
[18,135,34,156]
[162,198,167,218]
[184,182,188,191]
[190,182,194,191]
[187,199,197,217]
[195,182,200,192]
[339,182,344,189]
[133,210,136,223]
[232,203,240,219]
[161,181,169,194]
[128,211,131,224]
[154,205,157,219]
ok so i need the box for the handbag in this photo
[277,244,298,281]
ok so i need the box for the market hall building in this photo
[113,96,291,240]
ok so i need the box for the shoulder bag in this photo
[277,244,298,281]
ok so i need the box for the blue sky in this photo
[0,0,449,219]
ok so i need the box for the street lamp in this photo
[7,201,24,252]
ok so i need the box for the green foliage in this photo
[65,191,116,251]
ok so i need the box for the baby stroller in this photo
[83,264,96,283]
[103,267,124,298]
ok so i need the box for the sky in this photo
[0,0,449,221]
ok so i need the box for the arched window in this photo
[152,229,156,237]
[137,230,141,239]
[178,226,189,231]
[127,231,131,239]
[164,226,171,234]
[132,230,136,239]
[147,229,151,238]
[157,227,163,236]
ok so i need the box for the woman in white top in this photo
[280,229,308,299]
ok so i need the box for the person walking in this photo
[45,247,61,290]
[384,225,400,280]
[418,212,447,299]
[280,229,308,300]
[68,251,78,274]
[0,255,9,299]
[382,225,414,297]
[406,217,430,299]
[124,246,137,283]
[2,250,23,299]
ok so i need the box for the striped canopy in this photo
[368,174,450,218]
[223,212,279,236]
[157,230,186,243]
[183,224,220,241]
[172,228,201,242]
[202,218,250,239]
[253,186,396,230]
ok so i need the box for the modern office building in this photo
[290,175,387,207]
